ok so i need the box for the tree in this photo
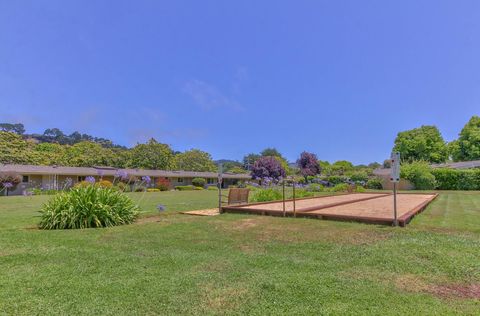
[242,153,260,170]
[0,123,25,135]
[393,125,448,163]
[0,131,41,164]
[330,160,354,175]
[128,138,174,170]
[63,141,116,167]
[260,148,284,158]
[297,151,320,181]
[450,115,480,161]
[251,156,286,180]
[173,149,216,172]
[34,143,67,165]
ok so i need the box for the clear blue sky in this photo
[1,1,479,164]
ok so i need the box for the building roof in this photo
[0,164,251,179]
[373,159,480,176]
[430,160,480,169]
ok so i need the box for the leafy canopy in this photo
[450,115,480,161]
[173,149,216,172]
[393,125,448,163]
[128,138,174,170]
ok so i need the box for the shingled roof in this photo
[0,164,251,179]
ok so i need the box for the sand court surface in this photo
[222,192,438,226]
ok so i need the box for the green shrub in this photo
[207,185,218,190]
[292,189,314,198]
[432,168,480,190]
[355,186,366,193]
[250,188,282,202]
[39,186,139,229]
[401,161,436,190]
[431,168,459,190]
[175,185,197,191]
[96,180,113,188]
[307,183,324,192]
[366,178,383,190]
[134,186,146,192]
[115,182,130,192]
[326,175,348,185]
[147,188,160,192]
[349,171,368,183]
[192,177,206,187]
[331,183,349,192]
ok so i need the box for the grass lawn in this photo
[0,190,479,314]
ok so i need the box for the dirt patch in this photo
[135,215,163,224]
[181,209,220,216]
[200,282,250,312]
[395,274,480,300]
[431,283,480,299]
[231,218,259,230]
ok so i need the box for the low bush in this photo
[134,186,146,192]
[175,185,202,191]
[330,183,350,192]
[39,186,140,229]
[147,188,160,192]
[192,178,206,188]
[96,180,113,188]
[355,186,366,193]
[326,175,348,185]
[156,178,171,191]
[432,168,480,190]
[349,171,368,183]
[401,161,436,190]
[207,185,218,190]
[292,189,314,198]
[75,181,92,188]
[366,178,383,190]
[307,183,324,192]
[250,188,282,202]
[115,182,130,192]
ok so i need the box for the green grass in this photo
[0,190,479,314]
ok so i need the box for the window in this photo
[207,178,216,184]
[22,175,29,183]
[177,178,184,183]
[78,176,86,182]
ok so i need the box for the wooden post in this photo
[282,179,286,217]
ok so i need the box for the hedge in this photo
[432,168,480,190]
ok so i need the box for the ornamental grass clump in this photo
[39,186,140,229]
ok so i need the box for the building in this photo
[0,164,251,196]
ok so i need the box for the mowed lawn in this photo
[0,191,479,315]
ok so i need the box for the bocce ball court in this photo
[222,192,438,227]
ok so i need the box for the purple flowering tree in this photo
[0,171,22,196]
[251,156,286,182]
[297,151,320,182]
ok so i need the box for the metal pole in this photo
[282,179,286,217]
[218,164,223,213]
[293,180,296,218]
[393,182,398,226]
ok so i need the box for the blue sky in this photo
[1,1,479,164]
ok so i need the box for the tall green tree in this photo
[34,143,67,165]
[330,160,354,175]
[0,123,25,135]
[63,141,116,167]
[173,149,217,172]
[393,125,448,163]
[128,138,174,170]
[0,132,40,164]
[450,115,480,161]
